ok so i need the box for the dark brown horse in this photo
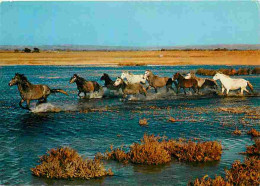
[173,72,198,94]
[9,73,68,110]
[113,77,147,97]
[100,73,121,91]
[70,74,101,98]
[144,70,175,93]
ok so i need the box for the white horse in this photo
[213,73,253,95]
[121,71,146,84]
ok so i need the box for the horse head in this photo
[9,73,25,86]
[144,70,152,79]
[113,77,124,87]
[100,73,108,81]
[213,72,222,80]
[173,72,181,80]
[70,74,78,84]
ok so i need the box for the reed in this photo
[244,139,260,156]
[139,118,148,126]
[31,147,113,179]
[102,134,222,165]
[190,157,260,186]
[247,128,260,137]
[232,128,242,135]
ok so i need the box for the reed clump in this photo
[31,147,113,179]
[247,128,260,137]
[252,67,260,74]
[190,157,260,186]
[196,67,260,76]
[101,134,222,165]
[232,128,242,135]
[118,62,146,66]
[139,118,148,126]
[244,139,260,156]
[164,139,222,162]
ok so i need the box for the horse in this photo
[113,77,147,97]
[144,70,175,93]
[121,71,146,84]
[70,74,102,98]
[173,72,198,94]
[213,73,254,95]
[100,73,121,91]
[185,72,218,91]
[9,73,68,110]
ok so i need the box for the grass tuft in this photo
[190,157,260,186]
[101,134,222,165]
[247,128,260,137]
[31,147,113,179]
[139,118,148,126]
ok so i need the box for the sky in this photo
[0,1,259,47]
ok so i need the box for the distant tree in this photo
[14,49,19,53]
[33,48,40,53]
[24,48,31,53]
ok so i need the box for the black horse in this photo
[100,73,121,91]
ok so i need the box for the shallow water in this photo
[0,65,259,185]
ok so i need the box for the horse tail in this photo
[51,89,69,96]
[247,81,254,93]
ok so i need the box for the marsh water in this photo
[0,65,259,185]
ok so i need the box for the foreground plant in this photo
[244,139,260,156]
[100,134,222,165]
[31,147,113,179]
[190,157,260,186]
[247,128,260,137]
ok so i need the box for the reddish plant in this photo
[190,156,260,185]
[247,128,260,137]
[244,139,260,156]
[102,134,222,165]
[31,147,113,179]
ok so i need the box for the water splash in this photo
[30,103,62,113]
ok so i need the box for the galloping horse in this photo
[185,72,218,91]
[213,73,253,95]
[121,71,146,84]
[173,72,198,94]
[100,73,121,91]
[9,73,68,110]
[70,74,101,98]
[144,70,175,93]
[113,77,147,97]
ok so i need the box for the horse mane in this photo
[123,71,132,75]
[103,73,112,81]
[16,73,29,82]
[216,72,230,78]
[75,74,87,83]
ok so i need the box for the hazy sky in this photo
[1,1,259,46]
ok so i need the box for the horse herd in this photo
[9,70,254,110]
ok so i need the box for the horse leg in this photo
[183,88,187,95]
[226,89,230,95]
[78,91,82,98]
[244,88,249,94]
[221,86,225,94]
[146,86,151,91]
[176,86,180,94]
[192,86,197,94]
[19,99,27,109]
[154,88,158,93]
[26,100,31,110]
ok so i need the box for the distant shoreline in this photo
[0,50,259,66]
